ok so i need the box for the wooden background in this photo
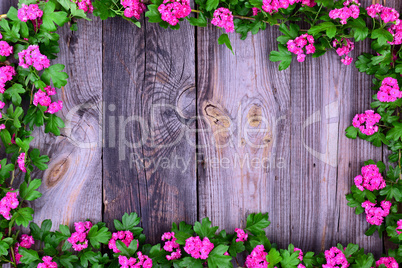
[1,0,399,258]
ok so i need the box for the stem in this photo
[399,149,401,181]
[0,14,7,20]
[312,4,323,25]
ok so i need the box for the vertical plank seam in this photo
[194,12,200,223]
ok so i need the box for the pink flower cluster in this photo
[71,0,94,13]
[121,0,146,20]
[33,86,63,114]
[377,77,402,103]
[184,236,214,259]
[67,221,93,251]
[14,234,35,264]
[17,4,43,22]
[352,110,381,136]
[396,219,402,235]
[252,7,260,16]
[17,153,26,173]
[294,247,303,260]
[118,252,152,268]
[354,164,386,192]
[0,191,18,220]
[376,257,398,268]
[262,0,315,14]
[235,228,248,242]
[245,245,268,268]
[37,256,57,268]
[0,66,16,93]
[108,230,134,253]
[287,34,315,62]
[0,41,13,57]
[366,4,399,24]
[161,232,182,260]
[322,247,349,268]
[332,38,354,65]
[362,200,391,226]
[158,0,191,26]
[211,8,234,33]
[388,24,402,45]
[18,45,50,71]
[329,0,360,25]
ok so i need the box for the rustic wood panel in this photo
[0,2,103,230]
[30,15,104,228]
[102,18,197,243]
[197,26,292,248]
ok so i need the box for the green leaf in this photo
[371,28,393,46]
[0,159,14,184]
[344,243,359,256]
[187,13,207,27]
[20,179,42,201]
[87,225,112,249]
[207,245,232,268]
[93,0,117,20]
[345,126,358,139]
[15,136,34,153]
[193,217,219,238]
[145,4,162,23]
[218,34,234,55]
[13,207,34,227]
[45,114,65,136]
[41,1,69,32]
[347,18,369,42]
[277,23,300,45]
[387,122,402,141]
[308,22,336,39]
[365,225,377,236]
[4,83,25,106]
[59,254,79,268]
[41,64,69,88]
[269,44,292,71]
[280,249,300,268]
[267,248,282,268]
[352,253,375,268]
[18,248,40,264]
[246,213,270,235]
[30,148,49,170]
[179,257,203,268]
[206,0,219,11]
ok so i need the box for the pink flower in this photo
[366,4,399,24]
[37,256,57,268]
[235,228,248,242]
[158,0,191,26]
[333,38,354,65]
[70,0,94,13]
[329,0,360,24]
[376,257,398,268]
[396,219,402,235]
[323,247,349,268]
[0,191,19,220]
[0,66,16,94]
[33,86,63,114]
[245,245,268,268]
[184,236,214,259]
[108,230,135,253]
[17,153,26,173]
[18,45,50,71]
[14,234,35,264]
[118,252,152,268]
[354,164,386,191]
[162,232,182,260]
[252,8,261,16]
[17,4,43,22]
[287,34,315,63]
[352,110,381,136]
[362,200,391,226]
[121,0,146,20]
[262,0,315,14]
[377,77,402,103]
[67,221,93,251]
[211,8,234,33]
[294,247,303,261]
[0,41,13,57]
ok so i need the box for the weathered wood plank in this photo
[0,3,103,230]
[30,16,103,229]
[197,26,292,249]
[102,18,197,243]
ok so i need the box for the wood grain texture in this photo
[30,16,103,229]
[197,26,292,248]
[102,18,197,243]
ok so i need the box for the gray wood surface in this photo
[1,0,399,257]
